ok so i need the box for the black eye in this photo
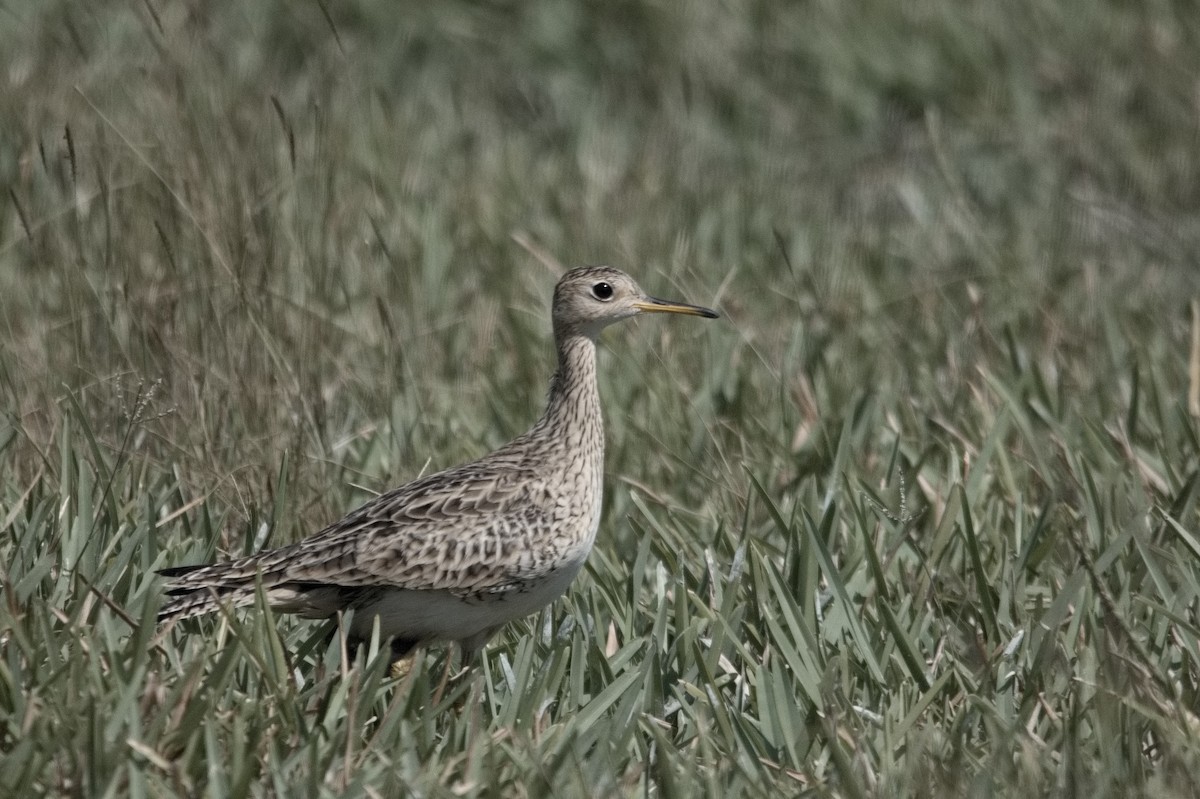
[592,282,614,300]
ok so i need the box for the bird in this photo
[158,265,719,668]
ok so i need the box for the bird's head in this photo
[552,265,719,339]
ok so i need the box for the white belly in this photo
[347,557,586,644]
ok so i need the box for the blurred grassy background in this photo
[3,1,1200,796]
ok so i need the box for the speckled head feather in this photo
[552,265,718,339]
[159,266,718,664]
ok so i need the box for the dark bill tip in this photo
[635,297,720,319]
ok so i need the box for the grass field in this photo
[4,1,1200,796]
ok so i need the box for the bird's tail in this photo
[157,563,262,624]
[158,556,343,624]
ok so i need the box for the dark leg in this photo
[389,638,418,665]
[335,632,419,667]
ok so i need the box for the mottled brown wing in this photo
[257,457,555,595]
[159,449,556,609]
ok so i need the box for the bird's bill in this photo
[634,297,720,319]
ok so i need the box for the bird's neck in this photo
[533,331,604,459]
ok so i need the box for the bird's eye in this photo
[592,282,614,301]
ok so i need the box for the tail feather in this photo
[157,562,350,624]
[157,562,260,623]
[157,587,259,623]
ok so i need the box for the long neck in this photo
[531,331,604,462]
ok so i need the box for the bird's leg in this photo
[337,631,419,679]
[388,638,418,680]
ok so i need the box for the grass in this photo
[3,0,1200,795]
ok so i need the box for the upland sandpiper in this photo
[159,266,719,665]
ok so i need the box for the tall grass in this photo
[2,0,1200,795]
